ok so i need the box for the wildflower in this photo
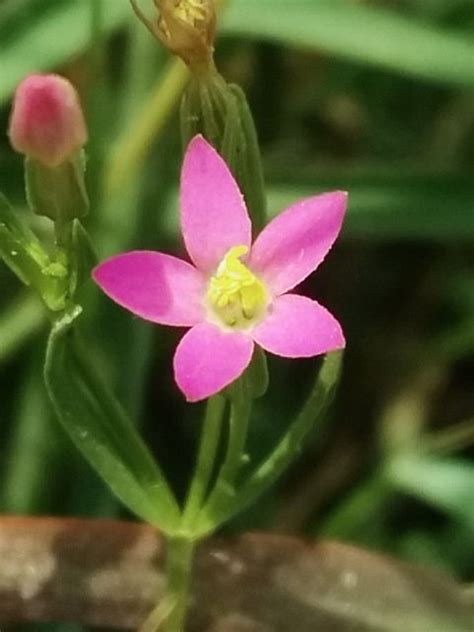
[93,136,346,402]
[9,74,87,167]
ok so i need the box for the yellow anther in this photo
[207,245,267,328]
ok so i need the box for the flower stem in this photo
[54,218,73,251]
[181,394,226,530]
[138,537,195,632]
[220,378,252,485]
[164,537,196,632]
[196,376,252,533]
[104,59,190,198]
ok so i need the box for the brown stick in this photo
[0,516,472,631]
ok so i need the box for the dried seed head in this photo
[131,0,216,70]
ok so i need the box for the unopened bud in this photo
[131,0,216,70]
[9,74,87,167]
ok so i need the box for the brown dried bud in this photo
[131,0,216,70]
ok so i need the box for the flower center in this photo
[207,245,267,328]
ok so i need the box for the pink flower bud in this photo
[8,74,87,167]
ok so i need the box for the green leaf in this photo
[221,83,267,232]
[69,220,97,297]
[181,75,266,232]
[0,193,72,311]
[0,0,130,104]
[44,307,181,533]
[389,454,474,531]
[0,346,60,514]
[223,0,474,88]
[0,292,45,364]
[0,192,49,286]
[266,171,474,241]
[197,351,343,534]
[245,346,269,400]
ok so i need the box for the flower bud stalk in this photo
[9,74,89,229]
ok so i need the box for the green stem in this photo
[221,380,252,484]
[104,59,189,197]
[164,537,195,632]
[181,394,226,531]
[197,377,252,532]
[138,537,195,632]
[54,218,73,251]
[90,0,103,47]
[424,417,474,455]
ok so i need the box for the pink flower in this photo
[93,136,347,402]
[9,74,87,167]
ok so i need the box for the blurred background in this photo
[0,0,473,629]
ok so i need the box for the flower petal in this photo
[93,251,205,326]
[250,191,347,296]
[252,294,345,358]
[180,135,251,273]
[173,322,254,402]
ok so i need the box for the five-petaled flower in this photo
[93,136,347,402]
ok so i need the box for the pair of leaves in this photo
[0,193,95,311]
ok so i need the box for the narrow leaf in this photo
[389,454,474,530]
[0,193,49,287]
[69,220,97,296]
[198,351,343,534]
[44,307,181,533]
[223,0,474,88]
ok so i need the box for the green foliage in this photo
[223,0,474,87]
[197,352,343,535]
[0,192,53,293]
[181,75,267,231]
[390,454,474,531]
[44,307,181,533]
[3,0,474,106]
[0,0,129,104]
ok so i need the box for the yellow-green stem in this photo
[104,59,189,197]
[196,376,252,534]
[181,394,226,531]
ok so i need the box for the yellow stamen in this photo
[207,245,267,328]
